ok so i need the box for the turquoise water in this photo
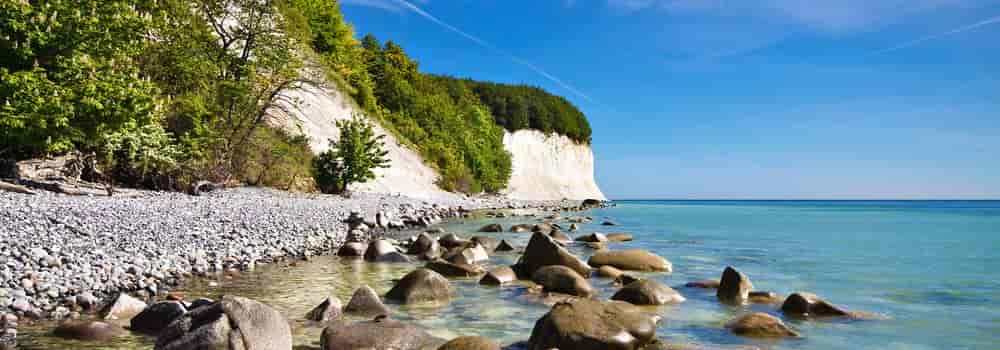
[19,200,1000,349]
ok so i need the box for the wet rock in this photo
[606,233,634,242]
[596,265,625,279]
[584,242,607,250]
[438,336,501,350]
[407,233,441,258]
[515,233,591,278]
[344,285,390,317]
[445,243,489,265]
[575,233,608,243]
[588,250,672,272]
[684,280,720,289]
[531,265,594,297]
[337,242,367,257]
[614,274,642,287]
[100,293,147,320]
[494,240,515,252]
[531,223,556,235]
[320,318,435,350]
[780,292,850,317]
[479,224,504,233]
[385,268,455,304]
[439,234,471,249]
[725,312,798,338]
[188,298,214,311]
[748,291,782,304]
[75,292,98,311]
[470,236,501,252]
[582,199,603,208]
[130,301,187,334]
[612,279,686,305]
[426,260,486,278]
[155,295,292,350]
[53,321,124,341]
[510,224,532,233]
[373,251,413,263]
[716,266,753,304]
[528,298,659,350]
[306,297,343,322]
[601,220,617,226]
[548,230,572,243]
[479,266,518,286]
[364,239,398,261]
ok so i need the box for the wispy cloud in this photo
[869,14,1000,55]
[344,0,596,103]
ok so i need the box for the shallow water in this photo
[18,200,1000,349]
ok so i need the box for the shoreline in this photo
[0,187,572,347]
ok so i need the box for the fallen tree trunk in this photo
[0,180,35,195]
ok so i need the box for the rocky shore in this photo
[0,187,561,348]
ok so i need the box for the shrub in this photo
[312,116,390,194]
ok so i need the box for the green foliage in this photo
[99,121,182,189]
[312,116,389,194]
[240,126,314,191]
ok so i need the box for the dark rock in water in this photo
[320,318,434,350]
[373,251,413,263]
[408,233,441,258]
[479,223,504,232]
[306,297,343,322]
[596,265,624,279]
[471,236,501,252]
[582,198,603,208]
[53,321,124,341]
[426,227,447,234]
[684,279,720,289]
[548,230,572,243]
[531,265,594,297]
[725,312,798,338]
[575,232,608,243]
[614,274,642,287]
[531,223,556,235]
[427,260,486,278]
[748,291,783,304]
[780,292,850,317]
[337,242,367,257]
[601,220,618,226]
[606,233,634,242]
[717,266,753,304]
[480,266,518,286]
[494,240,515,252]
[364,239,398,261]
[528,298,659,350]
[612,279,686,305]
[130,301,187,334]
[510,224,532,233]
[439,233,471,249]
[439,336,501,350]
[100,293,147,320]
[516,233,591,278]
[569,223,579,231]
[385,268,455,304]
[154,295,292,350]
[188,298,214,311]
[344,285,390,317]
[589,250,672,272]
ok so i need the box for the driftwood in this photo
[10,152,144,197]
[0,180,35,195]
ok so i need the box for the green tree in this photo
[312,116,390,194]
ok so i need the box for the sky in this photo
[339,0,1000,199]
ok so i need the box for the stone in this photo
[188,298,214,311]
[53,321,124,341]
[584,242,607,250]
[582,199,602,208]
[343,285,390,317]
[130,301,187,334]
[612,279,686,305]
[575,233,608,243]
[515,233,591,278]
[320,318,435,350]
[445,243,489,265]
[479,266,518,286]
[531,223,556,235]
[494,240,515,252]
[373,251,413,263]
[100,293,147,320]
[606,233,634,242]
[438,336,501,350]
[364,240,398,261]
[601,220,617,226]
[479,224,504,232]
[385,268,455,304]
[748,291,782,304]
[596,265,625,279]
[528,298,659,350]
[684,280,720,289]
[407,233,441,258]
[614,274,642,287]
[717,266,753,304]
[426,260,486,278]
[306,297,343,322]
[588,250,672,272]
[439,234,470,249]
[510,224,532,233]
[154,295,292,350]
[780,292,850,317]
[337,242,367,257]
[548,230,572,243]
[531,265,594,297]
[470,236,501,252]
[725,312,798,338]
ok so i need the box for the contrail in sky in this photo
[870,14,1000,55]
[390,0,596,103]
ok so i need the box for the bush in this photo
[312,116,390,194]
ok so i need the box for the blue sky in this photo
[339,0,1000,199]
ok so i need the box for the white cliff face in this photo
[502,130,607,200]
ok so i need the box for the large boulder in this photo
[606,233,634,242]
[445,243,489,265]
[438,336,500,350]
[479,224,504,233]
[612,280,686,305]
[575,233,608,243]
[53,321,124,341]
[337,242,367,257]
[439,234,471,249]
[479,266,518,286]
[407,233,441,258]
[780,292,850,317]
[364,240,399,261]
[494,240,515,252]
[528,298,659,350]
[305,297,343,322]
[531,265,594,297]
[582,198,602,208]
[684,279,720,289]
[131,301,187,334]
[515,232,591,278]
[154,295,292,350]
[320,318,435,350]
[716,266,753,304]
[531,223,556,235]
[343,285,390,317]
[596,265,625,279]
[385,268,455,304]
[548,230,572,243]
[100,293,147,320]
[426,260,486,278]
[470,236,501,252]
[588,250,672,272]
[725,313,798,338]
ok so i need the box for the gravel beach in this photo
[0,187,557,347]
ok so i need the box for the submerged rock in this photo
[53,321,124,341]
[531,265,594,297]
[515,232,591,278]
[725,312,798,338]
[510,224,532,233]
[748,291,782,304]
[438,336,501,350]
[344,285,390,317]
[154,295,292,350]
[684,279,720,289]
[528,298,659,350]
[385,268,455,304]
[606,233,634,242]
[612,279,686,305]
[479,266,518,285]
[780,292,851,317]
[717,266,753,304]
[321,318,435,350]
[588,250,672,272]
[479,224,504,232]
[130,301,187,334]
[306,297,343,322]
